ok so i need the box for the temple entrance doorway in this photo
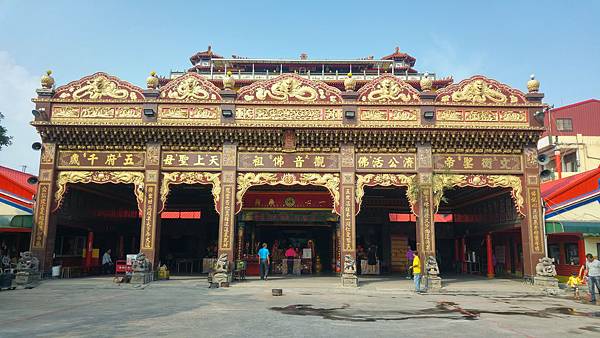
[54,183,141,275]
[357,186,414,276]
[436,186,523,278]
[238,185,338,276]
[159,184,218,275]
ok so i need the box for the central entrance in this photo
[238,185,339,276]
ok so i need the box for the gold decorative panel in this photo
[357,75,420,103]
[159,73,222,102]
[237,74,342,104]
[53,72,143,101]
[436,75,526,105]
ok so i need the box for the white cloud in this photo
[0,51,40,174]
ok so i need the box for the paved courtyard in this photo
[1,275,599,337]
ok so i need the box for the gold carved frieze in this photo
[237,74,342,104]
[433,154,522,173]
[436,109,528,124]
[357,75,420,104]
[159,73,222,102]
[238,153,340,172]
[146,144,160,166]
[358,108,419,124]
[161,152,221,171]
[159,172,221,213]
[52,105,142,120]
[53,171,145,212]
[355,154,416,172]
[235,173,340,214]
[436,75,527,105]
[57,151,145,170]
[235,106,342,123]
[432,174,524,215]
[41,143,56,164]
[158,105,219,120]
[355,174,416,214]
[53,72,143,101]
[524,148,539,169]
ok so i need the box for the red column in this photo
[578,237,586,267]
[486,233,494,278]
[84,231,94,272]
[460,237,466,273]
[554,150,562,179]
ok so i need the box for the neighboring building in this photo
[0,166,36,259]
[542,166,600,282]
[538,99,600,180]
[28,47,547,286]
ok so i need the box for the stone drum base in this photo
[131,272,153,285]
[341,274,358,287]
[426,276,442,291]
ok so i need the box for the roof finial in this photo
[527,74,540,93]
[41,70,55,89]
[344,73,356,91]
[395,46,400,53]
[146,71,159,89]
[420,72,433,91]
[223,70,235,90]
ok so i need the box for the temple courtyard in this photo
[1,276,599,337]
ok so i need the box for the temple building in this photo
[28,47,547,285]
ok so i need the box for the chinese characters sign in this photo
[219,185,234,250]
[58,151,145,169]
[161,152,221,170]
[142,184,157,249]
[433,154,522,173]
[32,184,50,248]
[342,186,355,251]
[238,153,339,171]
[355,154,416,172]
[528,188,544,253]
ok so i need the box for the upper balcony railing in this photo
[170,70,437,82]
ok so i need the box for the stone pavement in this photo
[0,275,599,337]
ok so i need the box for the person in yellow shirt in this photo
[567,272,582,299]
[411,251,421,292]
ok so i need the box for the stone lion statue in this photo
[16,251,39,272]
[343,255,356,274]
[425,256,439,276]
[535,257,557,277]
[214,253,229,273]
[132,253,149,272]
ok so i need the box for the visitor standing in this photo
[285,245,296,275]
[406,248,414,280]
[258,243,270,280]
[102,249,113,275]
[585,253,600,303]
[367,244,377,274]
[411,251,421,292]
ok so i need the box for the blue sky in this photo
[0,0,599,173]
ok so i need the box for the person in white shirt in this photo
[585,253,600,303]
[102,249,113,275]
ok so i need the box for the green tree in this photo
[0,112,12,150]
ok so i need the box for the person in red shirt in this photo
[285,245,296,275]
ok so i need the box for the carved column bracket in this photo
[159,172,221,213]
[235,172,340,215]
[54,171,145,212]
